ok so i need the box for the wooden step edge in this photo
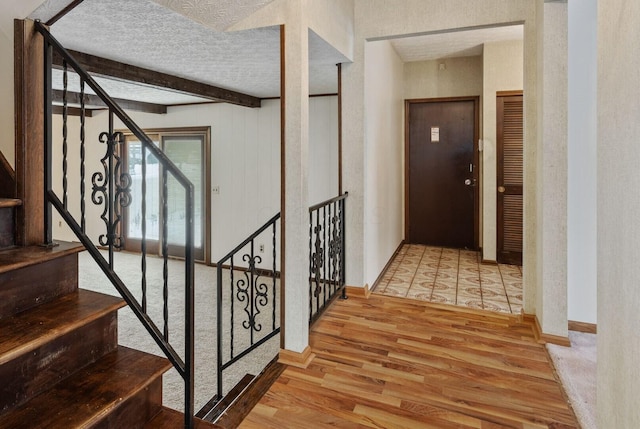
[0,289,125,366]
[146,407,222,429]
[0,241,84,274]
[0,199,21,208]
[196,374,255,422]
[212,356,286,428]
[0,346,172,429]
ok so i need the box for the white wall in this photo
[482,40,524,262]
[567,0,597,324]
[51,97,339,264]
[363,40,404,287]
[597,0,640,426]
[309,96,339,205]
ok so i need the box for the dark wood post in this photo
[14,19,45,246]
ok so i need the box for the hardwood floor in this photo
[239,295,578,428]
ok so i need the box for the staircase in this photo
[0,200,217,427]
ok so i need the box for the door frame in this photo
[404,96,480,249]
[120,126,211,263]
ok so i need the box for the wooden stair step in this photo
[196,374,255,422]
[145,407,221,429]
[0,241,84,319]
[0,289,125,414]
[212,357,286,428]
[0,241,83,274]
[0,346,172,429]
[0,198,21,208]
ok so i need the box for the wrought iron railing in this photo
[35,22,196,428]
[215,213,281,400]
[309,193,348,324]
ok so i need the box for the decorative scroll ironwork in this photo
[311,224,324,297]
[328,212,342,282]
[91,131,132,249]
[217,213,281,400]
[236,254,270,336]
[308,193,348,324]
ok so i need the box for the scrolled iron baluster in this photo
[92,132,110,247]
[112,132,132,249]
[311,222,324,298]
[91,131,132,249]
[236,253,270,341]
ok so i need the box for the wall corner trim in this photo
[278,346,315,369]
[522,312,571,346]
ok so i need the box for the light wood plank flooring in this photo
[240,294,578,428]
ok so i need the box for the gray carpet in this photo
[547,331,597,429]
[78,250,280,413]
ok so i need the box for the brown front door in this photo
[406,97,479,249]
[496,93,523,265]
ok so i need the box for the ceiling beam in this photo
[52,50,262,108]
[52,89,167,114]
[46,0,86,26]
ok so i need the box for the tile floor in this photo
[374,244,523,314]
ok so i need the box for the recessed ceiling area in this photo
[389,24,524,62]
[29,0,348,104]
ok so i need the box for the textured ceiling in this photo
[390,25,524,62]
[150,0,275,31]
[29,1,521,107]
[29,0,346,104]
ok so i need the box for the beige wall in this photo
[482,40,524,262]
[363,40,404,287]
[404,56,483,100]
[0,0,48,167]
[597,0,640,426]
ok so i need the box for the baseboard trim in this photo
[370,240,405,293]
[522,313,571,346]
[346,284,371,299]
[480,258,498,265]
[568,320,597,334]
[278,346,315,369]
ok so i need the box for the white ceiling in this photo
[390,25,524,63]
[30,1,523,107]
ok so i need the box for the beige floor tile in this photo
[375,244,524,315]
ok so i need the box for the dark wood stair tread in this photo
[145,407,221,429]
[0,241,84,274]
[196,374,255,422]
[0,289,125,364]
[0,199,21,209]
[0,346,172,429]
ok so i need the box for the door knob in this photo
[464,178,476,186]
[498,186,506,193]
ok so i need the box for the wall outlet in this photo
[259,244,265,253]
[212,185,220,194]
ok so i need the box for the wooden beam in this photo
[52,89,166,114]
[52,50,261,108]
[46,0,85,26]
[52,105,96,117]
